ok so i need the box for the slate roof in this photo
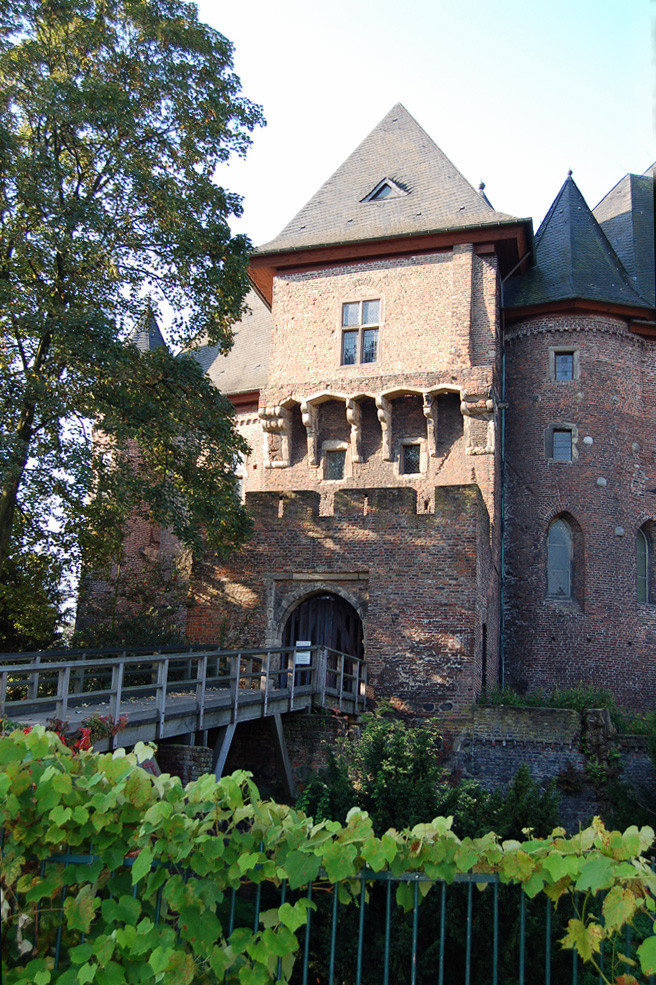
[126,305,168,352]
[504,174,649,311]
[258,104,522,255]
[193,291,272,395]
[593,169,655,308]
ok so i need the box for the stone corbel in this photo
[422,393,439,457]
[376,395,392,461]
[259,404,292,468]
[460,389,495,455]
[300,401,320,467]
[345,398,363,463]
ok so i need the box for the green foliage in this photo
[0,548,65,650]
[481,682,642,732]
[0,0,263,599]
[297,712,559,841]
[1,729,656,985]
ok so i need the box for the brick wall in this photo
[503,315,656,710]
[188,484,497,714]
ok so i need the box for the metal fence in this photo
[3,846,653,985]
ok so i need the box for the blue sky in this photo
[201,0,654,247]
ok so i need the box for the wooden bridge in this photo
[0,644,366,794]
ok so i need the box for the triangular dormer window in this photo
[362,178,407,203]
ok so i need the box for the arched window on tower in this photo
[637,527,650,603]
[547,518,573,599]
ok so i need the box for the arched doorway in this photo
[282,592,364,659]
[281,592,364,691]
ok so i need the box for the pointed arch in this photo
[546,513,584,603]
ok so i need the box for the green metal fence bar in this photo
[492,881,499,985]
[277,880,287,982]
[465,880,473,985]
[356,873,366,985]
[383,876,392,985]
[545,895,551,985]
[328,882,338,985]
[411,878,419,985]
[438,881,446,985]
[519,889,525,985]
[301,881,313,985]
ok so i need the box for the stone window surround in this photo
[636,522,656,606]
[321,440,351,482]
[544,423,579,463]
[394,436,427,478]
[549,347,580,381]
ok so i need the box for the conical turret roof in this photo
[258,104,520,255]
[127,304,168,353]
[504,174,649,311]
[593,169,655,308]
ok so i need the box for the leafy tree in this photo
[0,0,263,614]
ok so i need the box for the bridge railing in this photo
[0,645,367,727]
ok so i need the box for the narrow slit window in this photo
[637,529,649,602]
[547,519,572,598]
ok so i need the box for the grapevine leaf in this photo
[283,850,321,890]
[561,918,603,962]
[638,936,656,975]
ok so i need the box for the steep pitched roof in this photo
[504,174,649,311]
[126,305,168,352]
[193,291,272,396]
[593,170,655,307]
[258,104,520,255]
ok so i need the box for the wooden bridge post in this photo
[0,669,7,716]
[109,661,125,745]
[230,655,240,721]
[263,651,271,717]
[338,655,345,711]
[316,647,328,707]
[29,652,41,701]
[72,653,86,695]
[55,666,71,722]
[195,655,207,731]
[155,658,169,740]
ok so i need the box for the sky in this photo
[200,0,654,247]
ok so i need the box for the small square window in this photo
[552,430,572,462]
[325,450,346,480]
[340,300,380,366]
[402,444,421,474]
[362,299,380,325]
[555,352,574,381]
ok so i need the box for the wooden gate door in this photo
[282,593,364,688]
[282,592,363,658]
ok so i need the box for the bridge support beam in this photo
[270,713,297,800]
[213,723,237,779]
